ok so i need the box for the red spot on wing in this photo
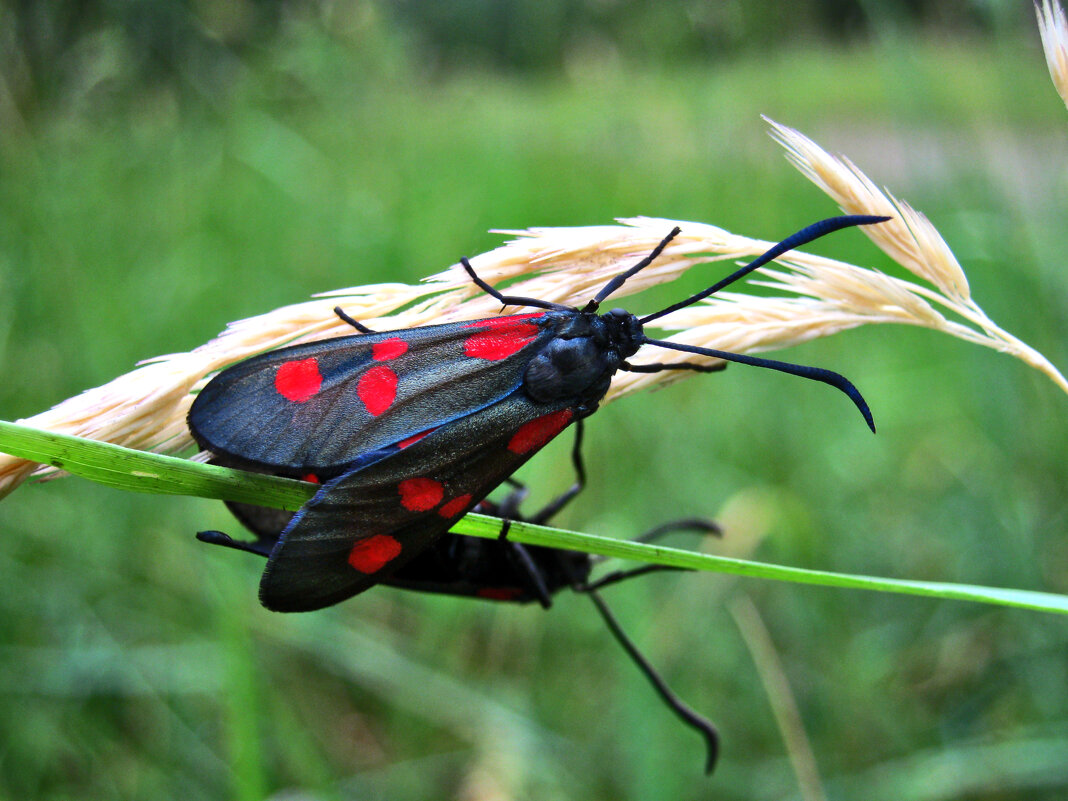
[301,473,320,484]
[373,337,409,361]
[464,313,545,329]
[274,358,322,403]
[477,587,522,601]
[438,493,473,519]
[357,365,398,416]
[398,477,444,512]
[462,315,544,361]
[348,534,403,573]
[397,427,436,449]
[508,409,574,454]
[463,326,540,361]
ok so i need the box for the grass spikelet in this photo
[1038,0,1068,111]
[766,118,971,302]
[2,120,1066,496]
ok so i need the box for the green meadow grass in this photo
[2,31,1068,801]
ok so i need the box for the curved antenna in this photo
[640,215,889,325]
[640,337,876,433]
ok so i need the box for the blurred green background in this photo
[2,0,1068,799]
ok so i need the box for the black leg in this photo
[482,426,587,608]
[586,516,723,572]
[622,360,727,374]
[494,479,530,521]
[584,587,719,774]
[636,517,723,543]
[333,306,376,333]
[582,514,723,587]
[587,516,722,584]
[460,258,571,312]
[582,563,687,592]
[196,530,273,557]
[496,519,512,541]
[531,511,721,774]
[501,537,554,608]
[489,483,554,606]
[530,420,586,525]
[587,226,682,309]
[485,512,554,608]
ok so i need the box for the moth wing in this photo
[259,393,577,611]
[189,313,558,473]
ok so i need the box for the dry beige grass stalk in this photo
[3,11,1068,497]
[0,224,829,495]
[1039,0,1068,111]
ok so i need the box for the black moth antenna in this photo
[618,215,888,433]
[461,215,888,432]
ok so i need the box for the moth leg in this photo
[333,306,376,334]
[196,530,273,558]
[584,226,682,311]
[530,505,719,772]
[488,430,587,607]
[636,517,723,543]
[621,360,727,374]
[588,516,722,583]
[500,535,554,608]
[494,419,585,539]
[496,519,512,541]
[529,418,586,525]
[585,515,724,580]
[583,587,719,775]
[494,478,531,520]
[581,564,686,591]
[482,516,554,608]
[459,258,571,312]
[489,486,558,606]
[490,420,586,605]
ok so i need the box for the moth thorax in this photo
[523,336,619,404]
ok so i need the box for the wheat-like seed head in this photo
[1039,0,1068,111]
[1,172,1062,498]
[760,118,1067,393]
[3,10,1068,497]
[766,119,972,304]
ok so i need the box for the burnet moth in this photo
[203,469,724,772]
[188,214,885,616]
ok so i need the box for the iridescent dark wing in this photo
[189,312,561,473]
[256,393,577,611]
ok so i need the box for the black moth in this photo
[204,465,724,772]
[189,214,883,611]
[189,214,885,770]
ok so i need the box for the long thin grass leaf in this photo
[3,420,1066,616]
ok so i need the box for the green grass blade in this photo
[0,420,312,510]
[3,419,1067,615]
[451,516,1068,615]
